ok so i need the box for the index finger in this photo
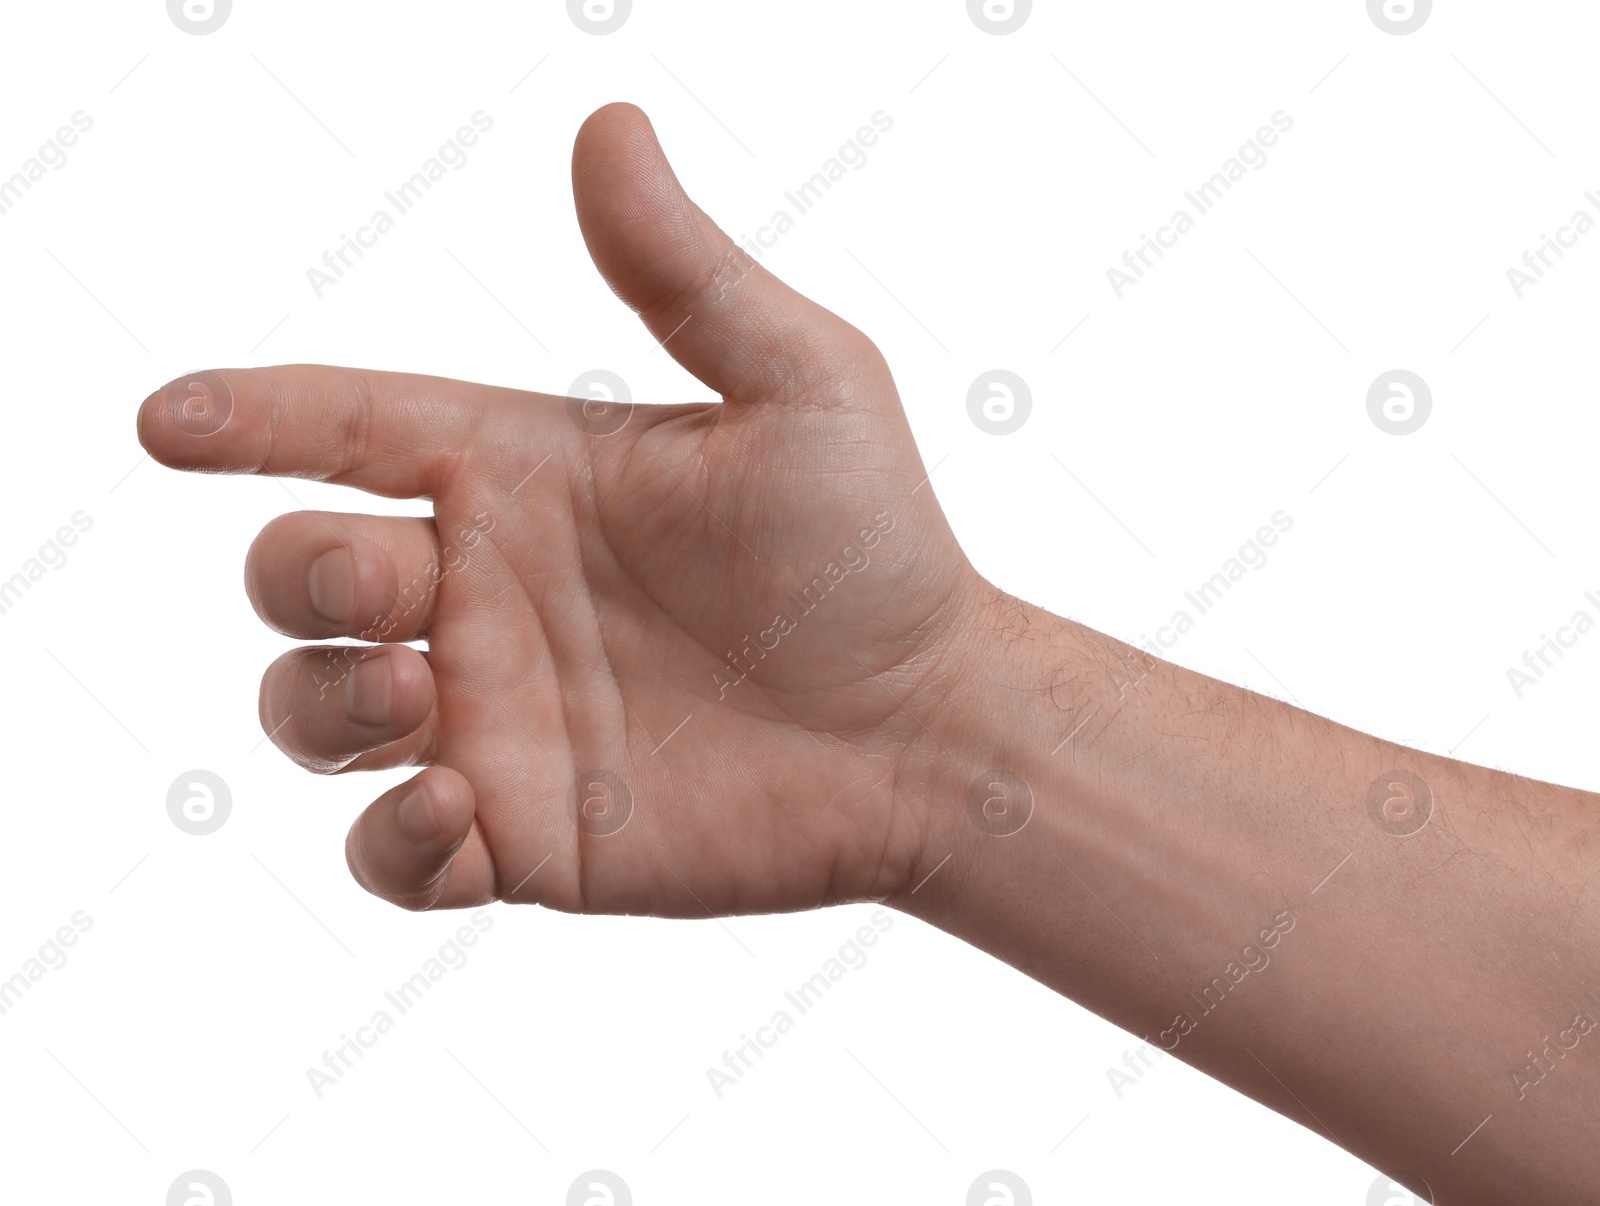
[136,364,497,498]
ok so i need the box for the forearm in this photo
[895,587,1599,1203]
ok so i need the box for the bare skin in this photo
[137,104,1598,1203]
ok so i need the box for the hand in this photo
[135,100,1600,1206]
[137,102,981,916]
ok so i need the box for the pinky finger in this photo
[345,767,496,910]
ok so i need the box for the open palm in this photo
[139,103,980,915]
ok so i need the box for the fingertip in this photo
[137,368,242,470]
[347,766,477,910]
[570,100,876,409]
[135,381,172,464]
[346,644,436,734]
[244,512,432,641]
[572,101,679,239]
[395,767,475,847]
[574,101,653,163]
[393,780,442,843]
[258,643,438,773]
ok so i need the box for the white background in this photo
[0,1,1593,1202]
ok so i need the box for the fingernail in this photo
[344,655,392,726]
[308,548,356,624]
[395,784,438,842]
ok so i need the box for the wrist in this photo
[884,580,1116,916]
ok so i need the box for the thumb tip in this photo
[573,101,699,281]
[578,99,652,136]
[573,101,661,183]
